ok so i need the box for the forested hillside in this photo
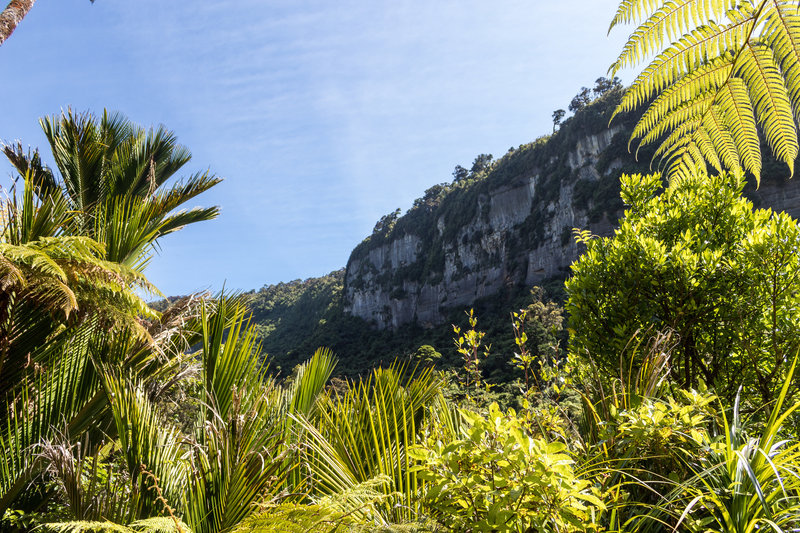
[248,266,566,385]
[250,83,800,380]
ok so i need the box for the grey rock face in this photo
[343,125,800,331]
[344,127,624,330]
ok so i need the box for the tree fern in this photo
[38,522,135,533]
[39,518,190,533]
[610,0,800,182]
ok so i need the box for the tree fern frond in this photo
[647,109,740,178]
[612,0,739,71]
[663,134,708,179]
[36,235,107,259]
[610,0,800,180]
[764,2,800,120]
[613,17,754,118]
[128,517,191,533]
[651,120,700,161]
[0,243,68,281]
[229,502,350,533]
[610,0,680,30]
[633,56,734,136]
[27,276,79,316]
[658,134,696,171]
[688,127,721,172]
[703,107,742,171]
[716,77,762,177]
[739,42,798,170]
[635,91,716,144]
[0,253,25,289]
[38,521,134,533]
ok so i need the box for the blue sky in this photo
[0,1,631,296]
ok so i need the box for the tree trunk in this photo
[0,0,36,47]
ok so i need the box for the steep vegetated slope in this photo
[248,268,565,381]
[250,86,800,377]
[344,89,635,330]
[343,88,800,330]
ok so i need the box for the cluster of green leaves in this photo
[567,170,800,405]
[2,287,452,533]
[452,309,491,388]
[572,322,800,533]
[654,372,800,533]
[411,403,605,533]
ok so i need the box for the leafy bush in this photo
[567,171,800,405]
[635,362,800,533]
[412,403,605,532]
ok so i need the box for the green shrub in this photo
[412,403,605,533]
[567,171,800,406]
[635,363,800,533]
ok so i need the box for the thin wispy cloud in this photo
[0,0,629,293]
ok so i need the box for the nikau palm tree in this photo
[0,111,221,522]
[4,109,221,268]
[0,109,220,402]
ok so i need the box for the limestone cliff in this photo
[343,91,800,330]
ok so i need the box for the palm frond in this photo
[1,142,61,199]
[296,362,442,525]
[286,347,338,418]
[0,321,103,515]
[198,295,266,423]
[15,108,221,268]
[183,390,291,533]
[101,370,186,520]
[37,434,133,523]
[180,292,293,533]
